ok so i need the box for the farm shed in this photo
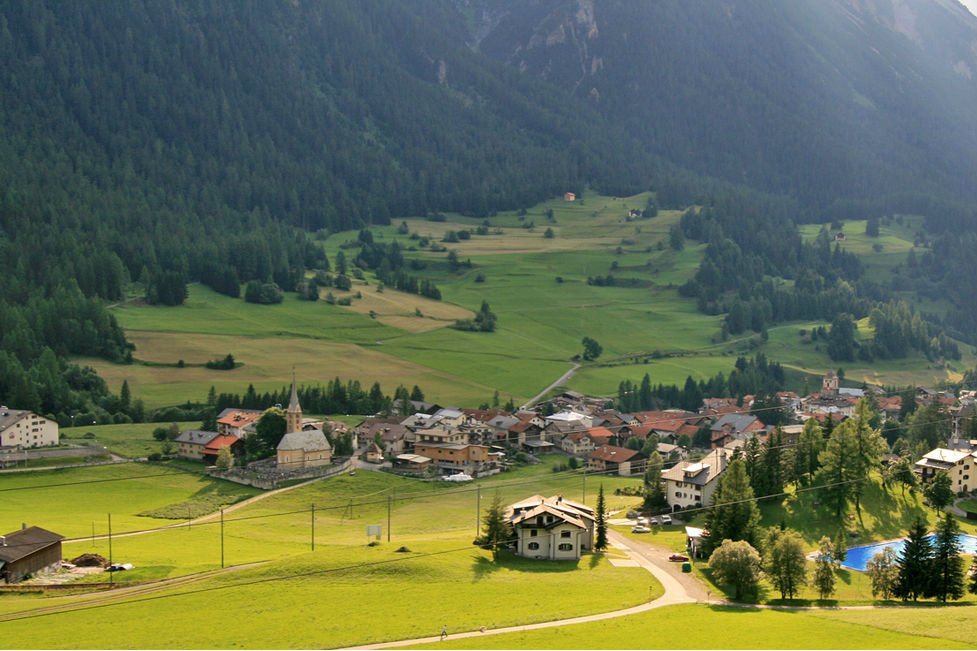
[0,526,65,583]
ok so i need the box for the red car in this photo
[668,554,689,562]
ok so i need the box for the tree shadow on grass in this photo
[471,551,580,581]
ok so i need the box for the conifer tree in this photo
[927,512,965,602]
[894,517,933,602]
[595,484,608,551]
[704,458,761,554]
[478,493,513,562]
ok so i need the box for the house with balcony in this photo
[507,494,594,561]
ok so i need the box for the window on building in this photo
[530,529,538,537]
[558,543,573,551]
[561,530,572,538]
[528,542,539,550]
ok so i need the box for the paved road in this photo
[520,363,580,410]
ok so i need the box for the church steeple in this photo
[287,369,302,433]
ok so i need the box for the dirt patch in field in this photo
[330,286,472,333]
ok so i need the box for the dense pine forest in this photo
[0,0,974,420]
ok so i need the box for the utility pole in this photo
[107,513,113,586]
[475,484,481,537]
[220,508,225,569]
[311,503,315,552]
[387,495,392,543]
[582,468,587,504]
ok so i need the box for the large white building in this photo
[661,448,730,512]
[0,409,59,449]
[915,447,977,494]
[508,495,595,561]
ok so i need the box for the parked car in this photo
[626,510,640,520]
[636,516,649,526]
[632,525,651,533]
[650,516,661,526]
[668,554,689,562]
[661,514,673,525]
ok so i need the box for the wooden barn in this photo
[0,526,64,583]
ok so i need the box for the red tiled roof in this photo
[589,445,640,463]
[217,411,263,428]
[587,426,615,442]
[202,434,239,454]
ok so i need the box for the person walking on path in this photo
[440,624,448,641]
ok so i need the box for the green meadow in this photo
[0,544,654,649]
[74,196,971,412]
[0,457,659,648]
[409,603,970,649]
[59,422,196,459]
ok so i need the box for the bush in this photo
[244,281,284,304]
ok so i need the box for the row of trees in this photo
[709,512,977,603]
[615,354,786,413]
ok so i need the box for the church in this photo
[276,377,332,470]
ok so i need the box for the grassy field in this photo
[0,463,259,539]
[407,603,969,649]
[0,456,660,648]
[59,422,198,458]
[0,543,654,649]
[74,195,972,412]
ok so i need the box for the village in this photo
[3,368,976,584]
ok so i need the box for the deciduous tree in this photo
[708,539,762,601]
[813,536,836,600]
[866,546,899,600]
[763,528,808,600]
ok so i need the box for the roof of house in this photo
[662,448,729,486]
[175,430,220,446]
[277,430,331,452]
[917,448,973,466]
[463,408,510,423]
[217,409,264,428]
[202,434,239,455]
[366,441,383,454]
[509,420,538,433]
[395,453,431,464]
[488,415,521,430]
[633,410,695,432]
[511,503,588,530]
[433,408,464,420]
[589,445,641,464]
[508,495,594,529]
[710,413,762,433]
[0,409,31,432]
[546,410,589,423]
[587,426,615,442]
[0,526,64,564]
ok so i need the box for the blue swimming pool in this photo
[841,534,977,571]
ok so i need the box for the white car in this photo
[660,515,673,525]
[442,473,473,482]
[631,525,651,533]
[650,517,661,526]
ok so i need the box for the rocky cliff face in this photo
[461,0,977,205]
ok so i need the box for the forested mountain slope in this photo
[0,0,974,419]
[465,0,977,211]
